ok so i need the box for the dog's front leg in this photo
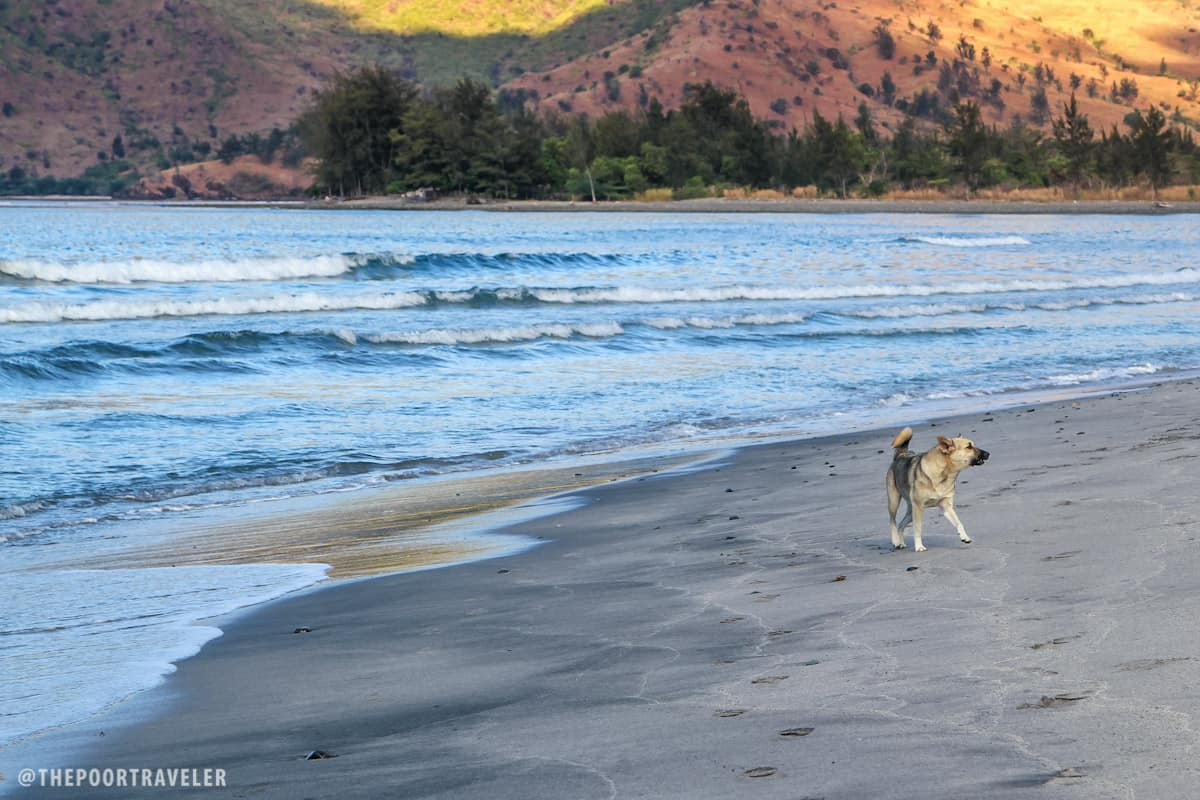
[939,498,971,544]
[912,503,926,552]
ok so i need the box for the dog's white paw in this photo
[893,542,906,550]
[960,536,972,544]
[915,544,927,552]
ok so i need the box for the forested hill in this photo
[1,0,1199,186]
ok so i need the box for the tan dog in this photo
[886,427,989,552]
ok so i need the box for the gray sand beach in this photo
[14,378,1200,799]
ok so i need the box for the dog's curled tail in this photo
[891,427,913,454]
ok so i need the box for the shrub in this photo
[673,176,711,200]
[873,25,895,59]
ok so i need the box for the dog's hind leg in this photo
[939,498,971,544]
[887,472,905,549]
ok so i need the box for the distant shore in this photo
[329,196,1200,214]
[6,195,1200,214]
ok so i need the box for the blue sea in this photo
[2,202,1199,760]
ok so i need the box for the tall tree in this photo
[1126,106,1173,199]
[1050,93,1094,194]
[810,111,867,198]
[299,65,418,196]
[944,101,990,197]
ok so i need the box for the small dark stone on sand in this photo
[292,627,312,634]
[729,515,740,520]
[780,727,815,737]
[906,566,919,572]
[715,709,747,718]
[743,767,777,778]
[497,569,510,574]
[832,575,847,582]
[802,659,820,666]
[725,488,733,492]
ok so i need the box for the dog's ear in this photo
[936,435,954,453]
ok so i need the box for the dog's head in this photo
[937,435,990,469]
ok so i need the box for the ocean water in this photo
[2,202,1199,756]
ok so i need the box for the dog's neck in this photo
[922,453,960,484]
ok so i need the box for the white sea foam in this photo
[906,235,1032,247]
[0,255,358,284]
[4,271,1200,323]
[1046,363,1164,385]
[880,363,1168,409]
[365,322,625,346]
[643,312,809,329]
[514,269,1200,304]
[0,291,429,323]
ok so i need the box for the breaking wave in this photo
[900,235,1032,247]
[0,255,358,284]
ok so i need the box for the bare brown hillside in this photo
[507,0,1200,137]
[2,0,1198,188]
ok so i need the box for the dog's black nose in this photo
[976,449,990,463]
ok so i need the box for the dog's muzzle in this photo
[973,449,990,465]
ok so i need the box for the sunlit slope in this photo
[314,0,614,36]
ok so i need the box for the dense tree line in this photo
[4,65,1198,199]
[300,67,1200,200]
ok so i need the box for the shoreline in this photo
[6,195,1200,214]
[333,197,1200,215]
[9,374,1200,797]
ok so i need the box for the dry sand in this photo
[12,377,1200,799]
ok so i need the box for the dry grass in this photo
[791,185,819,199]
[879,184,1200,202]
[881,188,953,201]
[635,187,674,202]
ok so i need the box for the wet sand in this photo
[14,377,1200,798]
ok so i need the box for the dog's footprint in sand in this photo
[1030,635,1080,650]
[715,709,748,718]
[720,616,745,624]
[1018,692,1089,709]
[780,727,815,737]
[751,675,790,685]
[743,767,777,778]
[1042,549,1080,558]
[753,594,780,603]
